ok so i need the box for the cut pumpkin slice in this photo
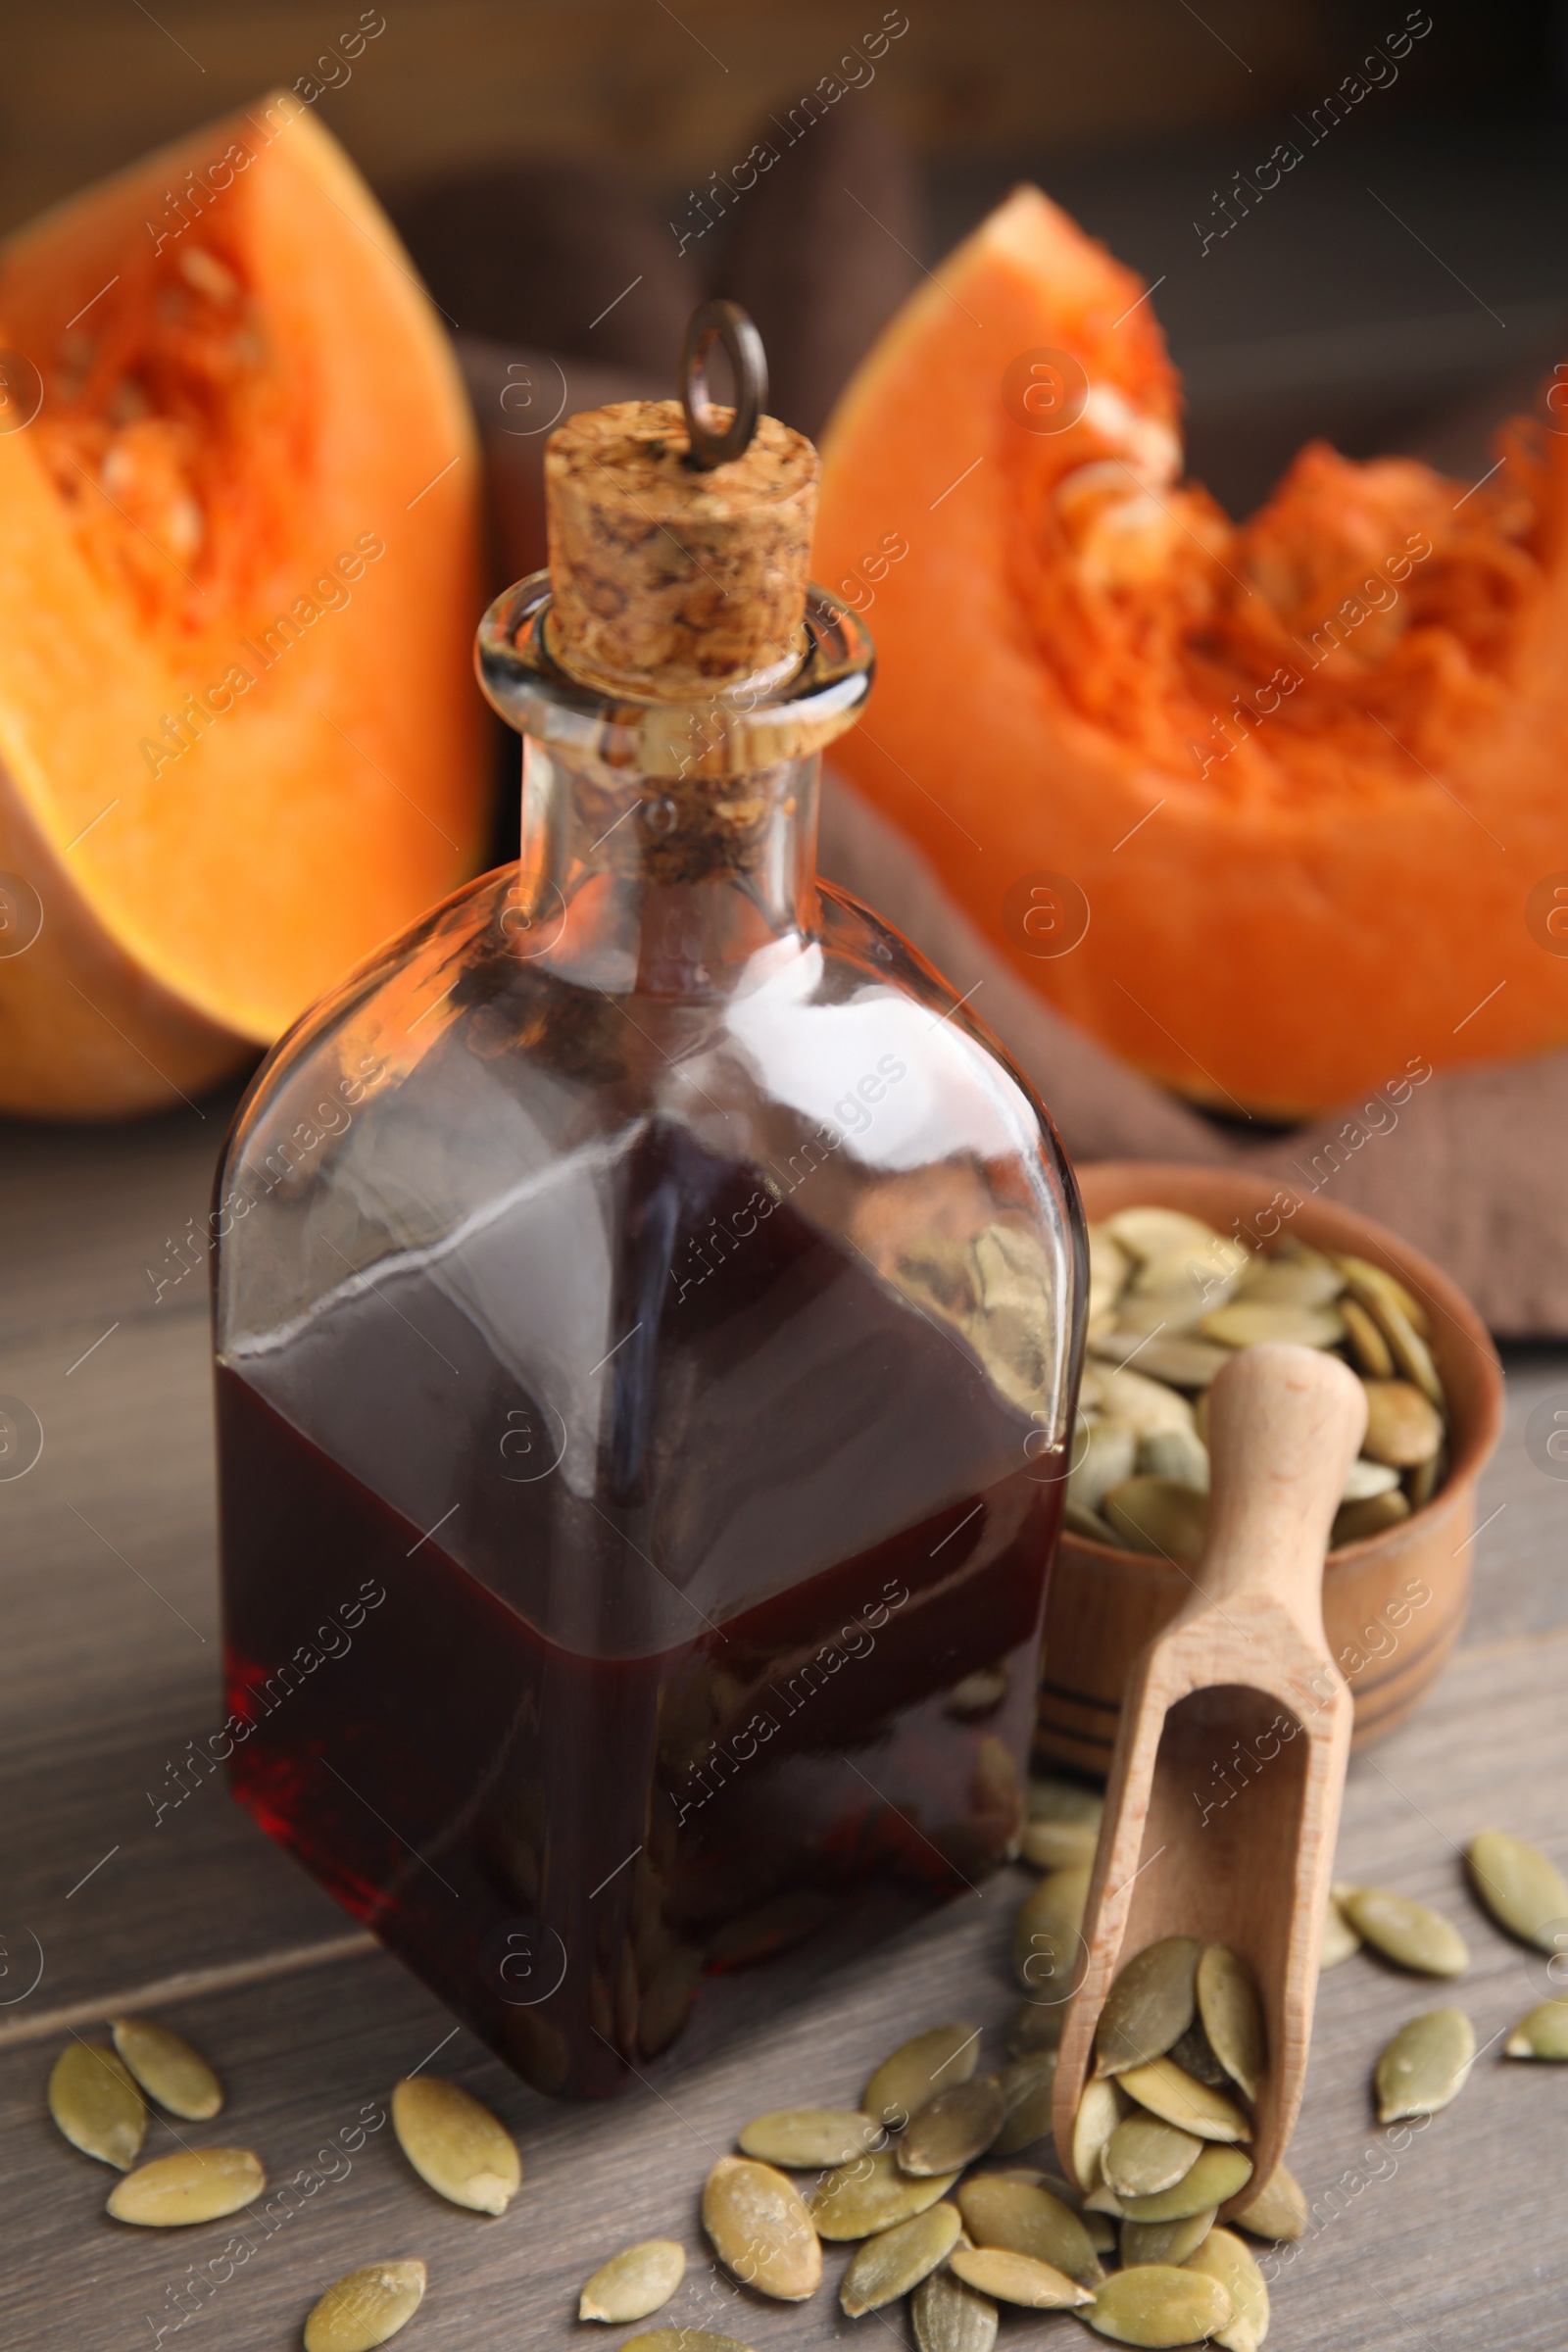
[817,184,1568,1118]
[0,90,485,1117]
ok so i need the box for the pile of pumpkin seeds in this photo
[46,2015,521,2350]
[42,1804,1567,2349]
[1069,1206,1449,1559]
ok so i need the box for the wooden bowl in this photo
[1037,1162,1504,1774]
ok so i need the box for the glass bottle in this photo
[212,312,1085,2096]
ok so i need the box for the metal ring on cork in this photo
[680,300,767,469]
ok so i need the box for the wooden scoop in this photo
[1051,1342,1368,2215]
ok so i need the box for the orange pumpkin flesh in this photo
[817,186,1568,1119]
[0,93,485,1117]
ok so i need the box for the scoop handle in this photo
[1193,1343,1369,1640]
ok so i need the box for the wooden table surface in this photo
[3,1094,1566,2350]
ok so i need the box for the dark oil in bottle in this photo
[217,1138,1061,2097]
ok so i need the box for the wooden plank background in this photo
[2,1082,1567,2345]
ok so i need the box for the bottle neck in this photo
[516,737,821,999]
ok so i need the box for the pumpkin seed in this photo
[1232,2161,1306,2241]
[840,2200,961,2314]
[1342,1456,1401,1501]
[1084,2180,1125,2217]
[1028,1775,1104,1830]
[106,2145,265,2226]
[625,2335,754,2352]
[900,2077,1005,2176]
[1165,2023,1228,2088]
[580,2241,687,2322]
[1088,1225,1132,1318]
[992,2050,1057,2156]
[1071,2077,1126,2192]
[1467,1828,1568,1949]
[1340,1295,1396,1378]
[1115,2057,1250,2141]
[48,2041,146,2170]
[1116,2144,1252,2224]
[1375,2007,1474,2122]
[1069,1416,1139,1514]
[1105,1208,1220,1263]
[1337,1254,1430,1337]
[1102,1478,1207,1566]
[1008,1998,1065,2058]
[1096,1367,1197,1439]
[1184,2227,1268,2352]
[1102,2114,1203,2199]
[1406,1446,1446,1508]
[1083,2210,1118,2252]
[703,2156,821,2298]
[956,2173,1104,2288]
[1013,1867,1090,1997]
[946,2246,1093,2309]
[1320,1891,1361,1969]
[1137,1427,1209,1491]
[1119,2210,1215,2268]
[1200,1300,1343,1349]
[1096,1937,1200,2076]
[1130,1234,1248,1299]
[911,2258,999,2352]
[1361,1380,1444,1467]
[1195,1946,1265,2103]
[1121,1339,1234,1391]
[739,2109,882,2168]
[1235,1256,1344,1309]
[1086,2263,1232,2346]
[809,2147,961,2240]
[864,2023,980,2128]
[110,2017,222,2122]
[1021,1816,1099,1871]
[1505,2000,1568,2059]
[391,2075,520,2214]
[1067,1495,1128,1552]
[304,2260,426,2352]
[1066,1498,1120,1544]
[1371,1291,1445,1408]
[1338,1887,1468,1976]
[1331,1489,1410,1547]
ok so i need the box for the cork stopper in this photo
[543,303,818,703]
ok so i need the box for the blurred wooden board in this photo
[1,1097,1566,2345]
